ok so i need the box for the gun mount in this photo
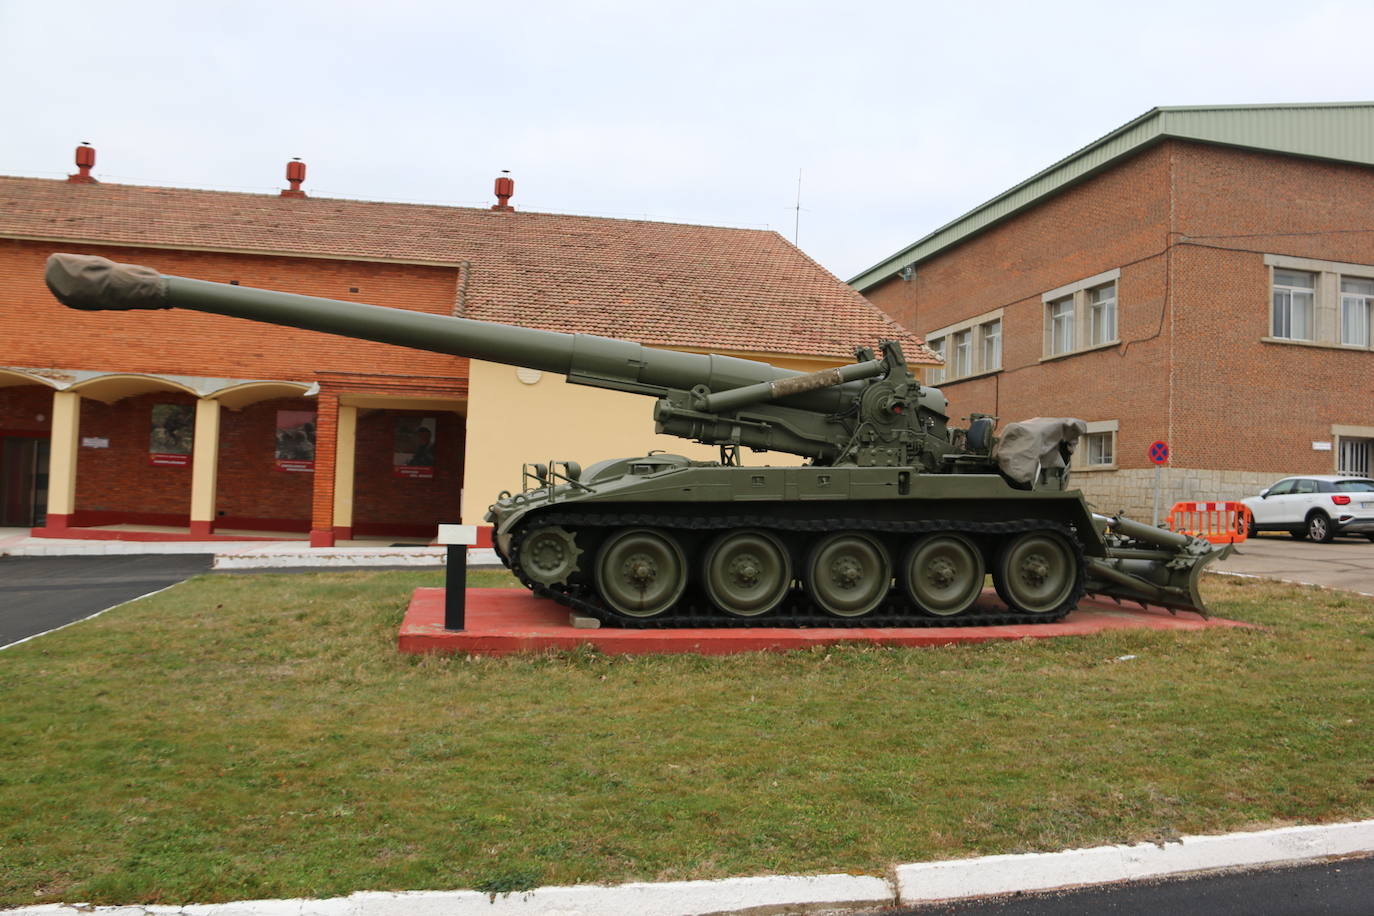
[45,253,1230,627]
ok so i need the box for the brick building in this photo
[1,151,926,544]
[851,103,1374,518]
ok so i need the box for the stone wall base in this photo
[1072,468,1286,521]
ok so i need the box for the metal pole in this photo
[444,545,467,631]
[1153,464,1162,527]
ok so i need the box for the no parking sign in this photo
[1148,440,1170,465]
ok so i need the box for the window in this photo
[926,337,944,384]
[922,306,1003,384]
[1079,419,1118,469]
[1088,282,1117,345]
[1263,255,1374,350]
[1341,277,1373,347]
[951,329,972,378]
[1339,437,1372,477]
[1048,296,1074,355]
[1272,269,1315,340]
[1083,432,1114,466]
[1265,478,1296,497]
[1041,268,1121,359]
[980,318,1002,372]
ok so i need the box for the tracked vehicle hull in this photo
[489,461,1223,628]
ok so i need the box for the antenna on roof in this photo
[793,168,802,245]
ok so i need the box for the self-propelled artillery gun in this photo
[45,253,1228,627]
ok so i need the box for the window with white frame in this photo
[1272,268,1315,340]
[1340,276,1373,347]
[1048,296,1074,355]
[951,329,972,377]
[1080,419,1118,469]
[926,337,944,384]
[1040,268,1121,359]
[980,318,1002,371]
[1088,282,1117,346]
[1262,255,1374,350]
[922,307,1003,384]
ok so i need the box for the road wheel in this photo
[806,533,891,618]
[1307,512,1335,543]
[994,531,1078,615]
[702,530,792,617]
[596,528,688,618]
[518,525,582,586]
[902,534,984,616]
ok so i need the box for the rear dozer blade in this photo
[1086,515,1234,618]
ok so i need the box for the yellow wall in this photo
[461,351,843,524]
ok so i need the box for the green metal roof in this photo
[849,102,1374,292]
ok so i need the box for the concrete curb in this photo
[896,818,1374,903]
[8,820,1374,915]
[0,873,894,915]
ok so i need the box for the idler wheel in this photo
[703,529,792,617]
[806,533,891,618]
[902,534,984,616]
[518,525,582,586]
[994,531,1077,614]
[595,528,688,618]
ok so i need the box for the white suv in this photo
[1243,475,1374,543]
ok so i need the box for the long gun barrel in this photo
[44,253,871,416]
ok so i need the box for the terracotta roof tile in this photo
[0,176,933,362]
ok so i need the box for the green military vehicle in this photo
[46,253,1226,628]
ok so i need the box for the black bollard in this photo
[437,524,477,631]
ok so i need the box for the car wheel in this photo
[1307,512,1334,544]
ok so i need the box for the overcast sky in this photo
[3,0,1372,282]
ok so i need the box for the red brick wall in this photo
[71,392,195,522]
[863,139,1374,476]
[216,397,316,528]
[0,385,53,436]
[0,239,467,381]
[351,408,465,534]
[0,239,471,533]
[866,143,1174,470]
[1168,144,1374,473]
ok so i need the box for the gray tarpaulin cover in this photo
[993,417,1088,486]
[44,254,167,311]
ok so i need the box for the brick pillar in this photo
[44,390,81,531]
[331,404,358,541]
[309,393,338,547]
[189,398,221,537]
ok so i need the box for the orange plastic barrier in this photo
[1166,501,1251,544]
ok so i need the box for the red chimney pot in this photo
[67,143,97,184]
[281,158,307,198]
[492,173,515,211]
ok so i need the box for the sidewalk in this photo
[0,528,502,569]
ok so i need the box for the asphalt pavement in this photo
[889,854,1374,915]
[0,554,213,648]
[1212,532,1374,596]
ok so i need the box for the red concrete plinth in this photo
[397,588,1253,657]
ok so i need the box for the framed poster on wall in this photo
[275,410,316,472]
[393,417,435,479]
[149,403,193,467]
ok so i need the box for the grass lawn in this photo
[1,568,1372,906]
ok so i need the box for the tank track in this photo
[505,511,1086,629]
